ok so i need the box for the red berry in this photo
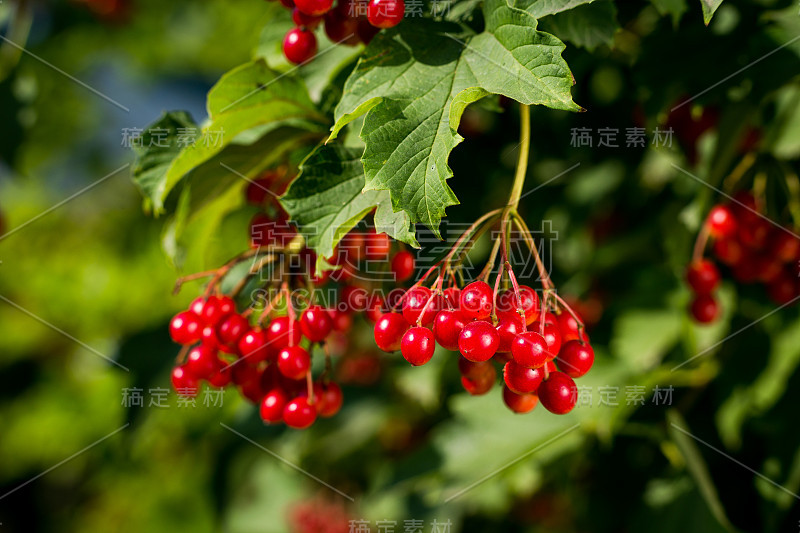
[373,312,409,352]
[365,295,385,323]
[277,346,311,380]
[283,397,317,429]
[198,295,236,326]
[756,256,783,284]
[231,361,261,387]
[207,365,232,388]
[324,9,360,44]
[171,365,199,396]
[767,272,799,305]
[364,231,391,259]
[265,316,303,350]
[169,311,202,345]
[402,286,442,326]
[458,357,492,380]
[461,365,496,395]
[315,382,343,417]
[458,320,499,362]
[329,308,353,332]
[495,312,525,353]
[713,238,744,266]
[502,386,539,413]
[690,294,719,324]
[186,345,220,380]
[556,340,594,378]
[283,28,318,64]
[433,309,468,351]
[738,218,772,249]
[391,250,415,282]
[189,297,205,317]
[245,175,275,205]
[496,286,539,324]
[686,259,720,294]
[340,285,369,312]
[706,205,737,238]
[260,388,288,424]
[733,260,760,284]
[530,320,562,360]
[237,328,270,363]
[443,287,461,308]
[511,331,548,369]
[294,0,333,15]
[292,7,323,28]
[340,231,365,262]
[460,281,494,320]
[772,231,800,263]
[401,326,435,366]
[503,360,544,394]
[357,17,380,43]
[300,305,333,342]
[556,311,585,343]
[367,0,405,28]
[217,314,249,346]
[538,372,577,414]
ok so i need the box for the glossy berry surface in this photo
[401,326,435,366]
[171,365,199,396]
[260,388,288,423]
[690,294,719,324]
[237,328,270,363]
[367,0,405,28]
[283,28,318,64]
[294,0,333,16]
[373,312,409,352]
[458,320,499,362]
[502,386,539,413]
[185,345,220,380]
[496,285,539,323]
[706,205,737,238]
[460,281,494,320]
[391,250,415,282]
[315,382,343,417]
[283,397,317,429]
[433,309,468,351]
[170,311,202,345]
[530,321,562,360]
[217,314,249,346]
[556,340,594,378]
[300,305,333,342]
[266,316,303,350]
[278,346,311,380]
[495,312,525,353]
[511,331,548,369]
[461,366,496,395]
[538,372,577,414]
[402,287,442,326]
[686,259,721,294]
[503,360,544,394]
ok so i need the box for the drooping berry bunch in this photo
[687,189,800,323]
[273,0,406,65]
[166,170,417,429]
[372,209,595,415]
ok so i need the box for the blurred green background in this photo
[2,0,800,532]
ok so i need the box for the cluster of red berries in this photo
[270,0,406,64]
[372,281,595,415]
[169,295,345,429]
[687,191,800,323]
[288,497,351,533]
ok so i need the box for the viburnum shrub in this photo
[686,160,800,324]
[132,0,598,427]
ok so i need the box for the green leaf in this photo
[650,0,688,27]
[700,0,724,25]
[331,0,580,235]
[131,111,197,211]
[155,59,328,210]
[515,0,598,18]
[280,144,418,261]
[540,0,618,51]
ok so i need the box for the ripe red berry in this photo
[502,386,539,414]
[283,397,317,429]
[260,388,288,424]
[292,7,323,28]
[340,285,369,312]
[496,286,539,324]
[511,331,548,369]
[401,326,435,366]
[690,294,719,324]
[324,9,360,44]
[772,231,800,263]
[278,346,311,380]
[197,295,236,326]
[458,320,499,362]
[185,345,220,380]
[402,286,443,326]
[367,0,405,28]
[433,309,468,351]
[231,361,261,387]
[503,360,545,394]
[189,297,206,317]
[443,287,461,308]
[329,308,353,332]
[283,28,318,64]
[315,382,343,417]
[245,175,275,205]
[391,250,415,282]
[300,305,333,342]
[495,312,525,353]
[365,295,385,323]
[266,316,303,350]
[538,372,577,414]
[738,218,772,249]
[767,272,799,305]
[460,281,494,320]
[556,340,594,378]
[237,328,270,363]
[706,205,737,238]
[364,231,391,259]
[373,312,409,352]
[756,256,783,284]
[458,357,492,380]
[556,311,585,343]
[171,365,199,396]
[207,365,232,388]
[170,311,202,345]
[712,238,744,266]
[461,365,496,395]
[530,320,562,360]
[686,259,721,294]
[294,0,333,15]
[218,313,250,346]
